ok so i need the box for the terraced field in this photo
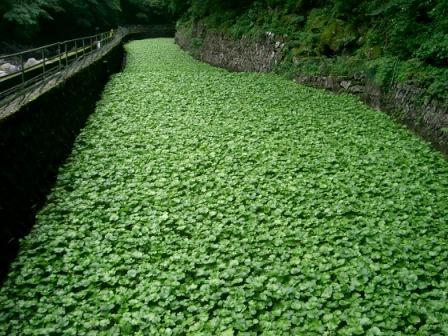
[0,38,447,335]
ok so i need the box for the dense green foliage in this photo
[3,0,446,102]
[0,0,176,43]
[1,39,448,335]
[176,0,448,102]
[176,0,448,65]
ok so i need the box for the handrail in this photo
[0,43,60,59]
[0,28,123,113]
[0,32,111,59]
[0,25,174,114]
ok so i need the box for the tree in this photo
[0,0,58,39]
[0,0,177,43]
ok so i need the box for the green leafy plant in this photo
[0,39,447,335]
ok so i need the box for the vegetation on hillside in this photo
[175,0,448,103]
[3,0,446,103]
[0,0,176,44]
[1,39,447,335]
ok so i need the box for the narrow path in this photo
[1,39,447,335]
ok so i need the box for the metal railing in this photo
[0,25,174,116]
[0,28,125,115]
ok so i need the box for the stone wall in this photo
[175,27,447,155]
[294,74,448,152]
[176,26,284,73]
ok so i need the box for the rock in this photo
[24,58,40,68]
[324,76,338,90]
[349,85,364,94]
[340,80,352,90]
[294,75,309,84]
[0,63,18,73]
[0,70,7,77]
[354,73,365,81]
[274,41,285,49]
[365,82,382,97]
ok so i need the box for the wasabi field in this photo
[0,39,447,335]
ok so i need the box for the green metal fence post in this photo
[42,49,46,78]
[58,43,62,69]
[20,54,25,85]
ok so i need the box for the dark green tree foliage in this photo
[2,0,446,66]
[360,0,448,65]
[0,0,57,39]
[177,0,447,66]
[0,0,177,43]
[120,0,188,25]
[43,0,122,39]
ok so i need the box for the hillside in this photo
[175,0,447,104]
